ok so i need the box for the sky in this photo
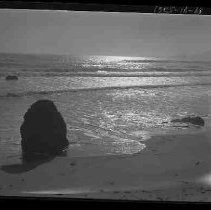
[0,9,211,58]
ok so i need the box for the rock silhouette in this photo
[5,75,18,80]
[171,116,205,126]
[20,100,69,162]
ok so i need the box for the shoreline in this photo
[0,130,211,201]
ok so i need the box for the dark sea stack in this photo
[20,100,69,162]
[171,116,205,126]
[5,75,18,80]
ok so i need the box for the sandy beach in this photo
[0,130,211,202]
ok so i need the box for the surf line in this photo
[1,82,211,98]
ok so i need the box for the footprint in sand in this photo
[195,161,200,166]
[108,181,115,185]
[70,162,76,166]
[113,191,120,194]
[123,191,131,194]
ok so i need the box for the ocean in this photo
[0,52,211,165]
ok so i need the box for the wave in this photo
[123,59,211,64]
[1,83,211,98]
[1,72,211,78]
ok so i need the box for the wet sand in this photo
[0,131,211,202]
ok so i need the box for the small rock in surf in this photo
[5,75,18,80]
[20,99,69,162]
[171,116,205,126]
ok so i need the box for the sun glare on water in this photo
[86,55,157,63]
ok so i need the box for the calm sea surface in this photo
[0,53,211,164]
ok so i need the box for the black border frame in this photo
[0,1,211,14]
[0,0,211,207]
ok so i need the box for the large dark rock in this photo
[20,100,69,162]
[5,75,18,80]
[171,116,205,126]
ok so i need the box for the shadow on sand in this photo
[0,150,67,174]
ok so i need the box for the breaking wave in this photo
[1,82,211,98]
